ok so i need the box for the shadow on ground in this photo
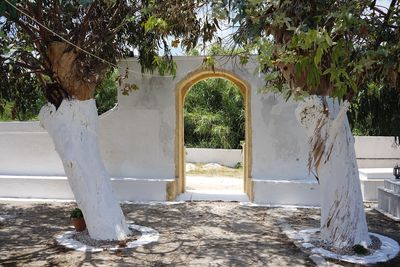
[0,201,314,266]
[0,201,399,266]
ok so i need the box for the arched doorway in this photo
[175,68,253,200]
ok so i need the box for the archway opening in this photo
[184,78,244,194]
[175,69,253,201]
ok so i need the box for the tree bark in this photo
[39,99,130,240]
[295,95,371,248]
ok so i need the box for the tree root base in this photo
[55,223,159,252]
[282,226,399,264]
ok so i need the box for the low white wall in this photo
[1,126,397,177]
[253,179,320,206]
[186,148,243,167]
[0,122,64,176]
[0,175,171,201]
[355,136,400,168]
[185,137,400,169]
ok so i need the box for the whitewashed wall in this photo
[116,56,312,182]
[251,93,310,181]
[355,136,400,168]
[184,137,400,169]
[0,122,64,176]
[1,56,398,204]
[186,148,243,167]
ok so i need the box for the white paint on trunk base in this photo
[287,228,399,265]
[295,96,371,248]
[55,223,159,252]
[280,218,399,265]
[39,99,130,240]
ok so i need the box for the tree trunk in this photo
[295,95,371,248]
[39,99,130,240]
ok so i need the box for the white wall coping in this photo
[252,179,318,184]
[0,175,174,182]
[185,147,243,167]
[359,168,393,180]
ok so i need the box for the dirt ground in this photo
[0,201,399,267]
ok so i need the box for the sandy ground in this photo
[185,175,242,192]
[185,163,244,195]
[0,201,400,267]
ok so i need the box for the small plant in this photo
[70,208,84,219]
[234,162,242,169]
[70,208,86,232]
[352,244,368,255]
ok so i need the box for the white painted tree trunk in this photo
[39,99,130,240]
[295,96,371,248]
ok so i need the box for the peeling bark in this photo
[39,99,130,240]
[295,96,371,248]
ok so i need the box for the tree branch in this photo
[13,18,46,57]
[384,0,397,25]
[52,0,63,34]
[32,0,47,44]
[13,61,43,72]
[76,1,98,48]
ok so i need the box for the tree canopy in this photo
[0,0,219,107]
[1,0,399,134]
[213,0,399,100]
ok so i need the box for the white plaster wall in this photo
[0,61,397,181]
[0,122,64,176]
[113,60,179,179]
[0,57,324,182]
[186,148,243,167]
[253,179,320,206]
[251,92,311,180]
[98,106,174,179]
[2,56,397,204]
[184,138,400,170]
[355,136,400,168]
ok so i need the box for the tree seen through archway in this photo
[184,78,245,149]
[183,77,245,194]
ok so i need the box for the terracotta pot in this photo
[71,218,86,232]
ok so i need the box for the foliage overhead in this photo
[0,0,219,108]
[185,78,245,149]
[0,66,46,120]
[214,0,399,100]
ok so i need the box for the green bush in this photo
[348,83,400,137]
[184,78,245,149]
[0,69,118,121]
[95,69,118,115]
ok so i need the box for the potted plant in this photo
[70,208,86,232]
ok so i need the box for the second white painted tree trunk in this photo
[39,99,130,240]
[295,96,371,248]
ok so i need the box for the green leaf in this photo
[314,46,323,66]
[144,16,167,32]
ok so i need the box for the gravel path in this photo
[0,201,399,266]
